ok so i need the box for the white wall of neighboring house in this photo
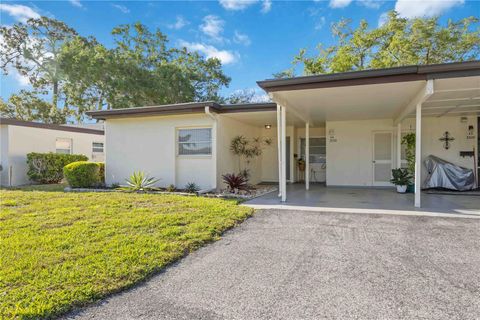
[0,124,104,186]
[105,114,215,190]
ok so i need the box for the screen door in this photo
[372,132,393,186]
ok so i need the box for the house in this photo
[87,61,480,208]
[0,118,105,186]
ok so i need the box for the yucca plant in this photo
[184,182,200,193]
[222,173,250,193]
[120,171,160,191]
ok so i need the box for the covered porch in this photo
[245,183,480,218]
[257,61,480,209]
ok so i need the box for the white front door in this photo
[372,131,393,186]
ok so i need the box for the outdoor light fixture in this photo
[265,124,272,129]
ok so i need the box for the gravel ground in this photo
[66,209,480,320]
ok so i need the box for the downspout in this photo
[205,106,218,191]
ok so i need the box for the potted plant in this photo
[390,168,411,193]
[298,157,305,171]
[401,133,416,192]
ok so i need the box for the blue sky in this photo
[1,0,479,102]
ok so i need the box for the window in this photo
[56,138,72,154]
[92,142,104,153]
[178,128,212,155]
[300,137,326,164]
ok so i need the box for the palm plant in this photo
[120,171,159,191]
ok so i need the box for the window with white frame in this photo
[177,128,212,155]
[92,142,104,153]
[300,137,326,164]
[56,138,72,154]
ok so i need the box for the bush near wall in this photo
[27,153,88,184]
[63,161,103,188]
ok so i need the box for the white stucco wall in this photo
[216,115,264,188]
[0,125,104,186]
[325,115,478,187]
[402,115,477,181]
[105,114,214,190]
[326,119,397,187]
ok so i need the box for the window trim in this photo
[299,136,326,164]
[55,138,73,154]
[176,126,213,158]
[92,141,104,154]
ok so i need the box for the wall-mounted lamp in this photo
[265,124,272,129]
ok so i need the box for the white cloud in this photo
[261,0,272,13]
[378,11,389,26]
[219,0,258,10]
[111,4,130,14]
[178,40,239,65]
[395,0,464,18]
[233,30,251,46]
[168,15,189,30]
[12,69,30,86]
[329,0,353,8]
[0,4,40,23]
[69,0,83,8]
[315,16,326,30]
[200,15,225,41]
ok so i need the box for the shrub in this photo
[27,153,88,183]
[63,161,102,188]
[222,173,249,193]
[166,184,176,192]
[184,182,200,193]
[120,171,159,191]
[97,162,105,184]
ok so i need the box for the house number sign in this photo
[439,131,455,150]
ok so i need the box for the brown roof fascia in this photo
[257,60,480,92]
[0,118,104,135]
[86,102,222,120]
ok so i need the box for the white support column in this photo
[414,102,422,208]
[305,122,310,190]
[276,104,282,198]
[281,106,287,202]
[397,123,402,168]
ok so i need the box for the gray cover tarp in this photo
[423,155,475,191]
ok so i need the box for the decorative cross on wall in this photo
[439,131,455,150]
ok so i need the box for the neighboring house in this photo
[87,61,480,208]
[0,118,105,186]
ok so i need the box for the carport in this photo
[257,61,480,208]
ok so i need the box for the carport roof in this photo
[257,60,480,92]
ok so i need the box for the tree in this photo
[60,23,231,111]
[0,90,68,123]
[0,17,78,110]
[2,19,231,122]
[281,11,480,76]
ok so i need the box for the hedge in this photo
[63,161,104,188]
[27,153,88,184]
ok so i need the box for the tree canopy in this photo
[277,11,480,77]
[1,18,231,123]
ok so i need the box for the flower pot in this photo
[396,185,407,193]
[406,184,415,193]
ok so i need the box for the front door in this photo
[372,131,393,186]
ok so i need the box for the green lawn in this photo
[0,189,253,319]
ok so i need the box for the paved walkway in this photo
[67,209,480,320]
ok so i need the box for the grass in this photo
[2,183,67,192]
[0,188,253,319]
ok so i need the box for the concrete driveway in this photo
[67,210,480,320]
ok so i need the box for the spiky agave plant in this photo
[120,171,160,191]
